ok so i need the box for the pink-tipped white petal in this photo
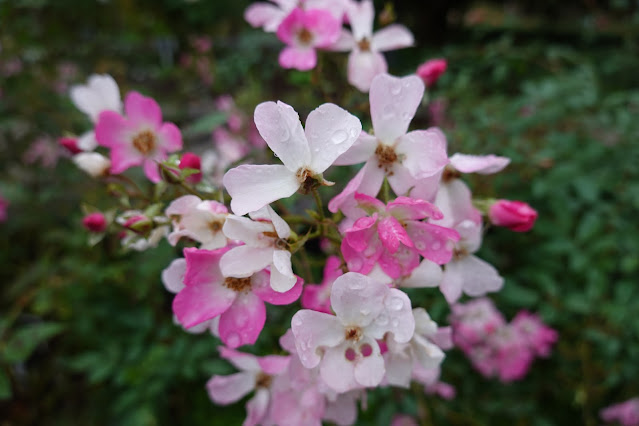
[407,221,460,265]
[253,101,310,171]
[206,371,256,405]
[220,245,274,278]
[305,103,362,173]
[253,271,303,305]
[330,272,387,328]
[370,74,424,144]
[347,51,387,93]
[124,91,162,129]
[223,164,299,216]
[371,24,414,52]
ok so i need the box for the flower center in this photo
[453,247,468,260]
[132,130,156,155]
[375,143,398,173]
[358,38,371,52]
[442,166,462,182]
[298,28,313,45]
[296,167,317,194]
[223,277,252,292]
[255,372,272,389]
[344,326,363,342]
[208,220,223,233]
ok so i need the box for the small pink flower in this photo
[416,58,447,88]
[173,247,303,347]
[165,195,228,250]
[178,152,202,183]
[276,8,341,71]
[511,311,558,357]
[82,212,107,233]
[95,91,183,183]
[601,398,639,426]
[59,136,82,154]
[489,199,538,232]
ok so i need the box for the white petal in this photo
[333,132,377,166]
[401,259,442,288]
[449,153,510,175]
[76,130,98,151]
[165,195,202,217]
[370,74,424,144]
[223,214,274,247]
[328,29,356,51]
[457,255,504,297]
[330,273,387,328]
[397,128,449,179]
[220,245,274,278]
[253,101,310,171]
[270,250,296,292]
[412,334,445,370]
[347,51,387,93]
[161,258,186,293]
[305,103,362,173]
[371,24,414,52]
[224,164,299,216]
[292,310,345,368]
[206,371,256,405]
[249,205,291,239]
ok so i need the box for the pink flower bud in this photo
[179,152,202,183]
[122,215,152,234]
[489,200,538,232]
[82,212,107,233]
[416,58,447,87]
[59,136,82,154]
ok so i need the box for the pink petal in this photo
[433,180,482,229]
[341,237,381,275]
[387,197,443,221]
[218,292,266,348]
[291,310,344,368]
[219,346,261,371]
[220,245,274,278]
[124,91,162,129]
[397,128,449,179]
[386,163,421,197]
[109,145,143,174]
[157,122,183,152]
[347,50,387,93]
[303,9,341,47]
[257,355,291,375]
[407,221,460,265]
[95,110,129,148]
[276,7,303,45]
[172,279,236,328]
[377,244,420,279]
[343,214,378,252]
[253,270,303,305]
[143,158,161,183]
[305,103,361,173]
[354,192,385,213]
[323,391,358,426]
[439,264,463,304]
[330,272,387,327]
[279,46,318,71]
[377,215,413,254]
[206,371,255,405]
[166,195,201,217]
[223,164,299,216]
[371,24,414,52]
[183,247,227,286]
[370,74,424,144]
[253,101,310,171]
[449,153,510,174]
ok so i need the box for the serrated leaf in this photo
[2,322,64,363]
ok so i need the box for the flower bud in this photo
[0,195,9,223]
[122,215,153,234]
[489,200,538,232]
[72,152,111,177]
[82,212,107,233]
[416,58,447,88]
[179,152,202,183]
[59,136,82,154]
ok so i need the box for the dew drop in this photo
[331,129,348,145]
[225,332,241,348]
[235,314,248,327]
[292,317,303,328]
[391,82,402,95]
[385,296,404,311]
[349,127,359,138]
[431,241,441,251]
[414,241,426,251]
[376,314,389,326]
[401,112,411,121]
[360,307,371,316]
[391,318,400,328]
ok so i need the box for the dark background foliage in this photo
[1,0,638,425]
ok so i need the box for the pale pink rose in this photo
[489,199,538,232]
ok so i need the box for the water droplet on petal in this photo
[415,241,426,251]
[376,314,389,326]
[331,129,348,145]
[391,318,400,328]
[349,127,359,138]
[385,296,404,311]
[360,308,371,316]
[391,82,402,95]
[431,241,441,251]
[292,317,303,327]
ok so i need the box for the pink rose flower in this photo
[489,199,538,232]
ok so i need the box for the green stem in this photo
[311,187,325,221]
[381,178,391,203]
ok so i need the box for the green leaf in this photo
[183,112,227,137]
[0,369,11,400]
[2,322,65,363]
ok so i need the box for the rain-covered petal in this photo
[365,288,414,343]
[253,101,310,171]
[377,215,413,254]
[253,270,303,305]
[270,249,297,292]
[224,164,299,216]
[370,74,424,144]
[124,91,162,129]
[406,221,460,265]
[328,160,385,216]
[433,179,482,229]
[397,128,449,179]
[218,292,266,348]
[333,132,377,166]
[305,103,361,173]
[330,272,387,328]
[371,24,414,52]
[319,342,357,392]
[183,247,227,287]
[291,310,344,368]
[452,254,504,297]
[400,259,442,288]
[387,197,443,221]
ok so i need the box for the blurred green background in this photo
[1,0,638,425]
